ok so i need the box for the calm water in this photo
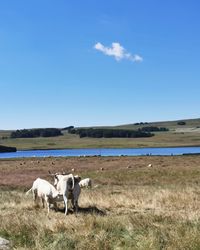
[0,147,200,159]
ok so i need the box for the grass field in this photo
[1,155,200,249]
[0,118,200,150]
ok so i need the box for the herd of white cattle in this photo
[26,172,92,215]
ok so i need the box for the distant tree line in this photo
[10,128,63,138]
[69,128,154,138]
[139,126,169,132]
[9,125,169,139]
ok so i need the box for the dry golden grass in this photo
[1,155,200,249]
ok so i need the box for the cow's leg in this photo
[74,199,78,215]
[42,197,45,208]
[33,190,37,202]
[53,201,58,212]
[45,196,50,214]
[63,195,68,215]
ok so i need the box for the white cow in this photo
[26,177,62,214]
[52,173,81,215]
[79,178,92,189]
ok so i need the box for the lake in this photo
[0,146,200,159]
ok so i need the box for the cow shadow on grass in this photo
[55,206,106,216]
[78,206,106,216]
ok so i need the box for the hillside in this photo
[116,118,200,130]
[0,118,200,150]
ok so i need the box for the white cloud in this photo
[94,42,143,62]
[132,54,143,62]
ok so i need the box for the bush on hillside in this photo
[177,121,186,125]
[0,145,17,152]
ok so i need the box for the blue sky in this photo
[0,0,200,129]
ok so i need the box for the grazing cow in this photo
[26,178,62,214]
[50,173,81,215]
[79,178,92,189]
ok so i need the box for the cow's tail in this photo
[26,187,32,195]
